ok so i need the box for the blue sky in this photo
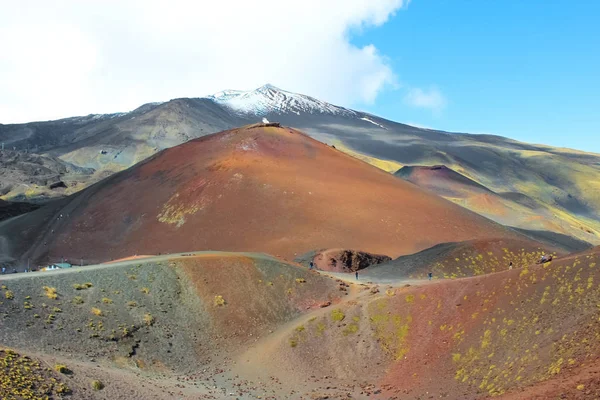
[354,1,600,152]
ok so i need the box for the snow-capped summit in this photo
[207,84,357,117]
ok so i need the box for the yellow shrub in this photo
[43,286,58,300]
[143,313,155,326]
[91,307,103,316]
[214,295,226,306]
[54,364,70,374]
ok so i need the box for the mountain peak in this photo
[257,83,281,91]
[207,84,357,117]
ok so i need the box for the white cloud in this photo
[404,86,447,112]
[0,0,408,122]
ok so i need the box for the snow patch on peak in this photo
[360,117,387,129]
[257,83,280,92]
[211,90,245,101]
[207,85,357,117]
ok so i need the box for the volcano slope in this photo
[2,245,599,398]
[0,198,39,221]
[1,124,532,267]
[346,238,556,284]
[2,85,599,248]
[245,246,600,399]
[0,252,343,399]
[396,165,595,250]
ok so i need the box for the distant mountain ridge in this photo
[1,84,599,246]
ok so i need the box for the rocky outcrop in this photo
[312,249,392,273]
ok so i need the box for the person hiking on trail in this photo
[509,262,513,270]
[428,272,433,281]
[309,261,314,270]
[355,270,359,280]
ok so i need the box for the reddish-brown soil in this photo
[12,125,530,265]
[498,361,600,399]
[372,247,600,399]
[176,252,343,351]
[247,247,600,399]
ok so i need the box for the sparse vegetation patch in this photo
[331,309,345,322]
[0,349,70,398]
